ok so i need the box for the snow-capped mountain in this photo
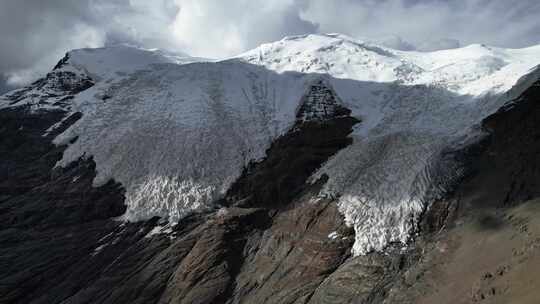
[2,34,540,256]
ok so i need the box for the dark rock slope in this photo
[1,69,540,304]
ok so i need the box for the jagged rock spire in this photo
[295,79,350,123]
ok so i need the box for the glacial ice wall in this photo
[312,86,490,255]
[52,60,307,222]
[319,73,538,255]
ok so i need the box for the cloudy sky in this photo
[1,0,539,92]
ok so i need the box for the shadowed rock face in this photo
[468,78,540,207]
[1,67,540,304]
[0,108,125,229]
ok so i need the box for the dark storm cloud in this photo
[0,0,180,86]
[0,0,101,86]
[0,75,14,95]
[0,1,93,71]
[1,0,539,88]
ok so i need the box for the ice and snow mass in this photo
[2,34,540,255]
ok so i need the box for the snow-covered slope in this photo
[240,33,540,96]
[2,34,540,255]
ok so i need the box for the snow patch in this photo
[145,223,175,239]
[328,231,339,240]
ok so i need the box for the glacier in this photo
[240,34,540,254]
[2,35,540,255]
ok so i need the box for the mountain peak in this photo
[2,33,540,257]
[58,45,200,81]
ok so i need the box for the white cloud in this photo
[169,0,317,58]
[301,0,540,50]
[94,0,180,49]
[0,0,105,86]
[5,23,105,86]
[416,38,460,52]
[1,0,539,86]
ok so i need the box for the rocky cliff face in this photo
[1,41,540,303]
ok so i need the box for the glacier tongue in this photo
[4,34,540,256]
[316,72,540,255]
[51,57,308,223]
